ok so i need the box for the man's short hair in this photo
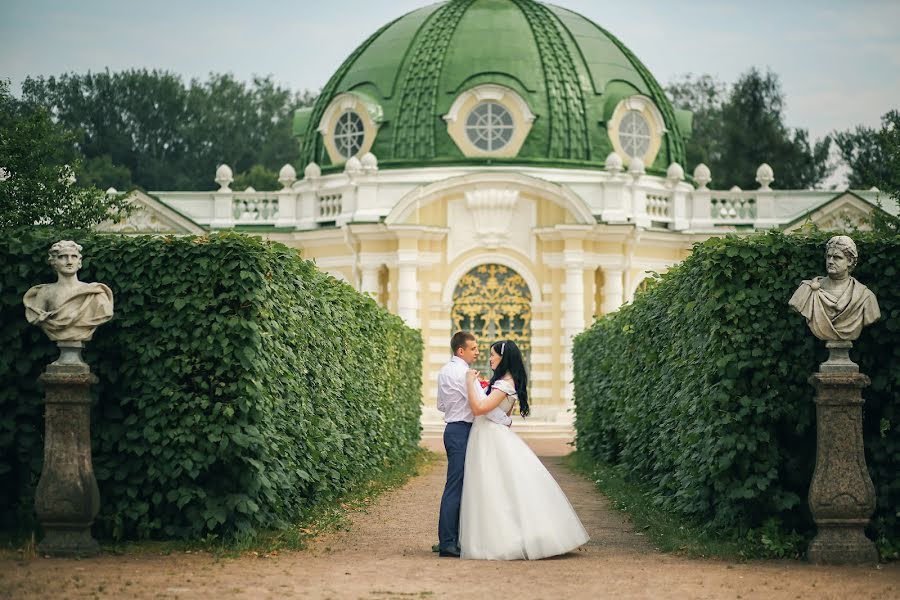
[451,331,476,355]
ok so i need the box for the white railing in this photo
[232,193,279,223]
[645,192,673,222]
[710,193,756,222]
[316,193,343,222]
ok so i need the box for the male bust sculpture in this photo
[23,240,114,342]
[788,235,880,341]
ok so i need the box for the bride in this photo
[459,340,589,560]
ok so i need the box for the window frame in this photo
[607,95,666,167]
[318,92,382,165]
[444,84,535,158]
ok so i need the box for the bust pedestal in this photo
[34,344,101,557]
[806,365,878,564]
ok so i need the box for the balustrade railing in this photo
[232,193,279,223]
[710,193,756,222]
[645,192,673,222]
[317,193,343,222]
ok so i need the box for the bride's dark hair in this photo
[489,340,529,417]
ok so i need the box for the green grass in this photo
[1,447,437,560]
[565,450,808,561]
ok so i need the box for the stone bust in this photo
[23,241,114,342]
[788,235,880,341]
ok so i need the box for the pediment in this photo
[96,190,206,235]
[783,192,877,233]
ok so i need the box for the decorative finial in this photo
[693,164,711,189]
[215,164,234,192]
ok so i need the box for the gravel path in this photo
[1,437,897,599]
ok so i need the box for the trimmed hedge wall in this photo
[574,231,899,548]
[0,228,422,539]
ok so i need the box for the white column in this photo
[210,191,234,229]
[360,262,380,299]
[755,190,776,229]
[298,188,317,229]
[631,184,651,228]
[563,255,586,336]
[601,268,624,314]
[397,251,419,328]
[671,183,690,231]
[559,255,585,413]
[275,188,298,228]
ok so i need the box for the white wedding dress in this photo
[459,379,590,560]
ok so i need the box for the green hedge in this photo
[574,231,899,549]
[0,228,422,539]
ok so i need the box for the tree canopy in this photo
[0,80,131,229]
[21,70,317,191]
[834,110,900,192]
[667,68,832,190]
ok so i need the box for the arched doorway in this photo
[451,264,532,375]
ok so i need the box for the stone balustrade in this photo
[153,157,797,233]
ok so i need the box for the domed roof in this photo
[295,0,688,173]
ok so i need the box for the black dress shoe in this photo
[438,546,461,557]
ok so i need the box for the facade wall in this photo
[140,164,888,428]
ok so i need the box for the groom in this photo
[436,331,512,557]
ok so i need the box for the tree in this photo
[834,110,900,190]
[667,69,832,189]
[0,80,131,229]
[233,165,280,191]
[21,70,317,191]
[666,74,726,171]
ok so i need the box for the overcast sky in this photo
[2,0,898,146]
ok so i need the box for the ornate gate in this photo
[451,264,531,374]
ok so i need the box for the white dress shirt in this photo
[437,356,512,426]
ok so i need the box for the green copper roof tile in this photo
[297,0,687,170]
[513,0,591,160]
[391,0,477,159]
[298,15,405,166]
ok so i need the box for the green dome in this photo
[295,0,688,172]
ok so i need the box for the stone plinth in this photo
[34,361,101,556]
[807,372,878,564]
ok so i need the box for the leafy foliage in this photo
[834,110,900,191]
[0,229,422,540]
[0,80,132,228]
[836,110,900,235]
[574,231,900,557]
[667,69,832,189]
[233,164,280,192]
[20,70,317,191]
[666,74,726,171]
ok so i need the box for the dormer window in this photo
[608,95,665,167]
[318,92,382,164]
[444,84,534,158]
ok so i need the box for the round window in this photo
[465,102,514,152]
[618,110,651,160]
[333,111,365,158]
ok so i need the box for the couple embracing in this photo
[436,331,589,560]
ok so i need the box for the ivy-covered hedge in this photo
[0,228,422,539]
[574,231,899,549]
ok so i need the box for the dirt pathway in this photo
[2,438,897,599]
